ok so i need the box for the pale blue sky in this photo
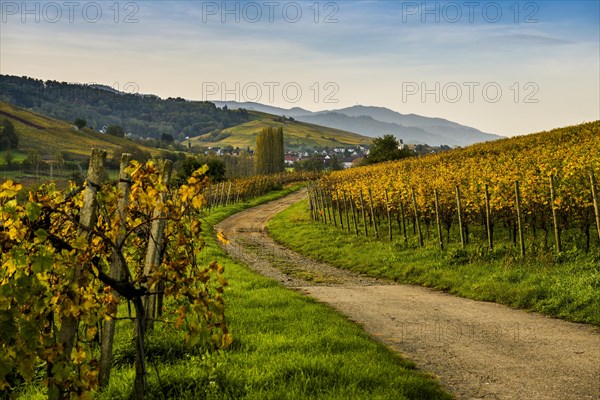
[1,0,598,136]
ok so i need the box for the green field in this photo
[191,111,372,149]
[268,199,600,326]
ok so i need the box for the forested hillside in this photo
[0,75,251,140]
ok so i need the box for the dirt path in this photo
[216,189,600,400]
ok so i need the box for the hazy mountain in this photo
[329,105,502,146]
[295,113,449,145]
[331,105,463,129]
[212,101,311,117]
[215,101,503,146]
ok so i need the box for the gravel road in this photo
[216,189,600,400]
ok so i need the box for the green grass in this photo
[190,111,371,149]
[14,186,451,399]
[268,199,600,326]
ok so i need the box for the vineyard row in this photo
[308,171,600,255]
[202,170,320,210]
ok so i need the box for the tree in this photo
[365,135,413,165]
[329,155,344,171]
[254,127,284,175]
[221,145,234,154]
[25,150,41,177]
[0,119,18,150]
[174,156,226,185]
[53,151,65,173]
[106,125,125,138]
[293,156,323,172]
[4,149,14,166]
[110,145,151,168]
[74,118,87,129]
[160,133,174,144]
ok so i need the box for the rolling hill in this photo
[0,101,164,163]
[190,111,372,149]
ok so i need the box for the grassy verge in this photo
[17,185,451,399]
[101,185,450,399]
[268,199,600,326]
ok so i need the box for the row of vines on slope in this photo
[0,150,232,399]
[311,121,600,254]
[203,171,320,210]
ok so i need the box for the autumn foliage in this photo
[0,156,231,398]
[318,121,600,250]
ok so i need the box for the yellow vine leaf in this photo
[216,231,230,245]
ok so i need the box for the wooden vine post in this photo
[214,182,220,207]
[325,190,334,225]
[336,190,344,229]
[307,186,315,220]
[51,149,106,400]
[514,181,525,257]
[312,188,321,222]
[207,185,213,211]
[219,181,226,207]
[434,189,444,250]
[225,181,232,206]
[313,186,325,223]
[368,188,379,239]
[143,160,173,330]
[484,184,493,251]
[549,175,562,254]
[411,188,424,247]
[318,188,327,224]
[359,190,368,237]
[455,186,465,248]
[591,170,600,242]
[320,188,327,223]
[99,153,132,388]
[329,190,338,227]
[320,188,329,224]
[342,191,351,233]
[350,194,359,235]
[384,189,393,241]
[399,198,408,242]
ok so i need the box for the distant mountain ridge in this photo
[213,101,503,146]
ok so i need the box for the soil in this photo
[216,189,600,400]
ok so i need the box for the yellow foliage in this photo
[320,121,600,221]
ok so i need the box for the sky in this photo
[1,0,599,136]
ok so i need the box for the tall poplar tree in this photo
[254,127,284,175]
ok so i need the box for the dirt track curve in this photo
[216,189,600,400]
